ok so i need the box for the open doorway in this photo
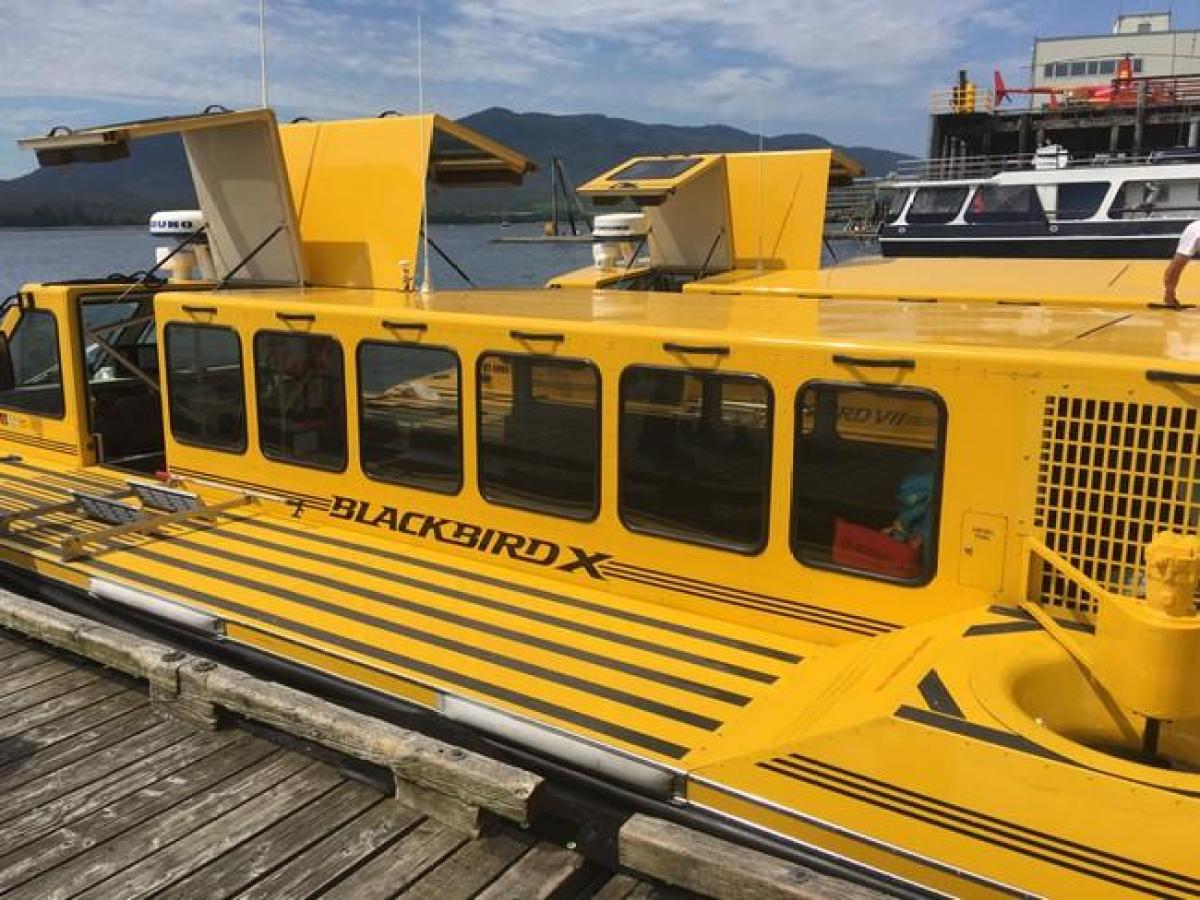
[77,294,165,474]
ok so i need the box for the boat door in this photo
[75,292,165,473]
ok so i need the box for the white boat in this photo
[879,144,1200,258]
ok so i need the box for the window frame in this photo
[252,328,349,473]
[475,350,603,522]
[0,308,66,420]
[790,379,948,587]
[163,322,248,455]
[617,363,775,556]
[356,338,464,495]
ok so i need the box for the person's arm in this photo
[1164,253,1189,308]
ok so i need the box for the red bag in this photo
[832,517,921,579]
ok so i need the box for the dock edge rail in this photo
[0,585,880,900]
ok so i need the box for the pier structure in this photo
[0,588,877,900]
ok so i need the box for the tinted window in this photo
[1070,61,1086,76]
[907,187,968,224]
[1043,64,1054,78]
[359,342,461,494]
[1054,62,1069,77]
[883,188,910,223]
[1134,58,1144,73]
[1054,182,1109,220]
[0,309,64,418]
[611,158,702,181]
[165,324,245,452]
[1086,61,1099,75]
[254,331,346,471]
[792,384,943,584]
[1110,179,1200,219]
[620,367,771,552]
[477,353,599,519]
[1099,60,1116,75]
[965,184,1045,224]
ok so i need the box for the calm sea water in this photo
[0,223,595,299]
[0,223,871,299]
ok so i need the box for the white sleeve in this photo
[1176,220,1200,257]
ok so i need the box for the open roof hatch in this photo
[19,108,306,288]
[278,114,536,290]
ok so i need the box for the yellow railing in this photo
[929,88,995,115]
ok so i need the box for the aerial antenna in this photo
[418,11,433,295]
[756,97,766,273]
[258,0,269,108]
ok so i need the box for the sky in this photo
[3,0,1200,179]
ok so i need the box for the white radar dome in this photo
[149,210,206,238]
[592,213,649,240]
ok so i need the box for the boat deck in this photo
[0,629,669,900]
[0,457,810,772]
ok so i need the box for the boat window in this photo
[1110,179,1200,219]
[359,342,461,494]
[792,383,944,585]
[1054,62,1069,77]
[883,188,910,223]
[619,367,772,553]
[0,309,64,418]
[1053,182,1109,220]
[165,324,246,453]
[1043,64,1053,78]
[1069,62,1086,76]
[610,158,702,181]
[965,184,1045,224]
[906,187,969,224]
[1099,59,1116,75]
[254,331,347,471]
[477,353,600,520]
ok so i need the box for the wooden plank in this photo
[0,712,183,824]
[0,735,275,893]
[0,701,157,785]
[0,634,32,661]
[73,763,346,900]
[0,659,75,698]
[1,751,311,900]
[0,649,52,678]
[233,801,423,900]
[474,842,589,900]
[620,815,885,900]
[0,678,127,741]
[0,728,248,857]
[0,669,102,721]
[155,780,383,900]
[321,817,467,900]
[400,829,534,900]
[0,690,144,766]
[590,875,644,900]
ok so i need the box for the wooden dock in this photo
[0,588,883,900]
[0,628,672,899]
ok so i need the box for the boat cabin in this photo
[2,109,1200,899]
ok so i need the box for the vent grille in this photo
[1034,396,1200,614]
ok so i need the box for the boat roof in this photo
[684,256,1188,309]
[580,149,864,199]
[154,285,1200,367]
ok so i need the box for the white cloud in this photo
[0,0,1039,176]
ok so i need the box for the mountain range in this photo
[0,108,912,226]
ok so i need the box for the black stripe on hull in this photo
[758,753,1200,898]
[880,237,1176,259]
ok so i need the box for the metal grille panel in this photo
[1034,396,1200,614]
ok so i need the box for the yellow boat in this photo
[2,108,1200,898]
[550,150,1197,309]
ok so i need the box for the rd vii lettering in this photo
[328,496,611,579]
